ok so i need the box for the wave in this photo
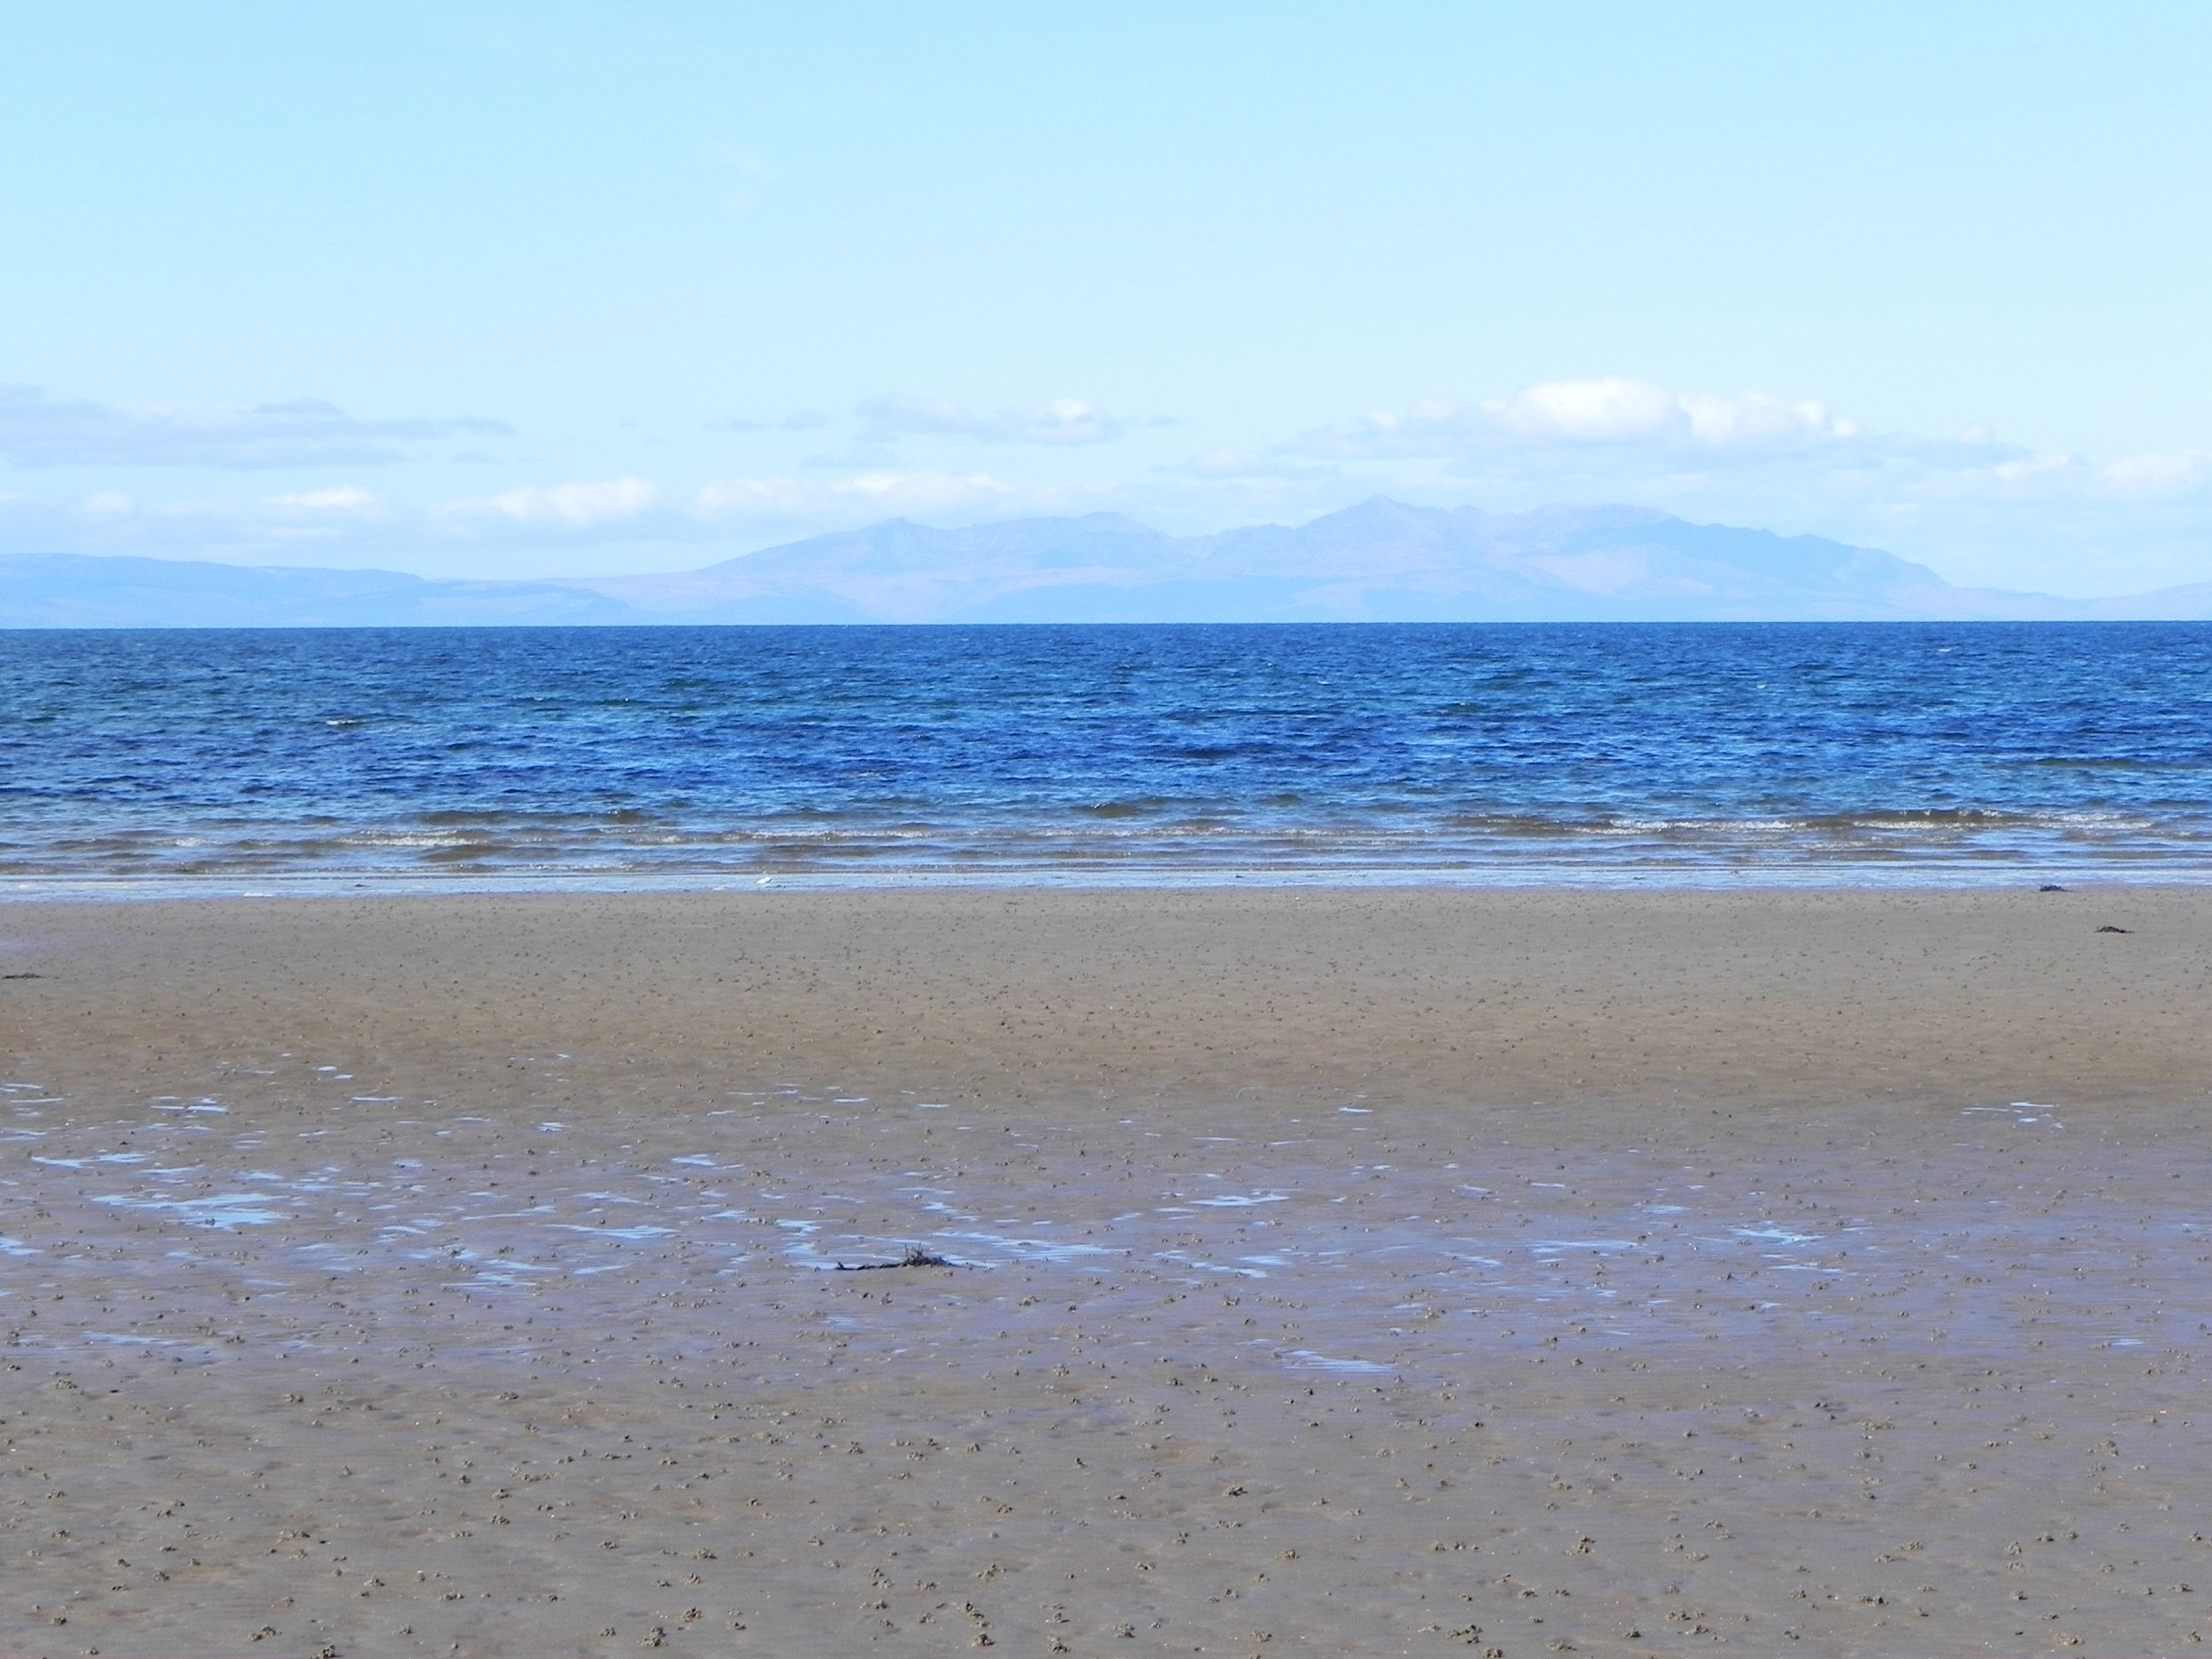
[11,622,2212,890]
[9,805,2212,887]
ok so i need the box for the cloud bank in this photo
[4,375,2211,594]
[1286,378,2212,509]
[0,384,508,470]
[442,478,662,529]
[1244,379,2212,591]
[853,395,1129,447]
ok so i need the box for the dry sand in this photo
[2,885,2210,1657]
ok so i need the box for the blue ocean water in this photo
[4,623,2210,892]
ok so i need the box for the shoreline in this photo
[7,859,2210,903]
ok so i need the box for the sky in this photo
[2,1,2209,596]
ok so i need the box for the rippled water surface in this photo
[5,622,2212,887]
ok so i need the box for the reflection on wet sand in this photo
[7,1071,2212,1655]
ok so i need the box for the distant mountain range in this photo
[5,499,2210,626]
[0,550,627,627]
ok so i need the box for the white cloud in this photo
[1288,380,2092,534]
[709,407,831,434]
[854,394,1129,446]
[1883,446,2212,510]
[1492,378,1680,442]
[2093,453,2207,501]
[269,487,378,512]
[0,383,508,469]
[695,470,1017,521]
[1679,391,1859,448]
[443,477,660,527]
[1184,447,1289,479]
[0,469,1043,571]
[1313,379,1870,459]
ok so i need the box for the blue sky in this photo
[2,1,2209,595]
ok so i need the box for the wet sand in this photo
[3,886,2210,1657]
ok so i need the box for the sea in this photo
[4,621,2210,895]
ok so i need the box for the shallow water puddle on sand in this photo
[1528,1237,1644,1254]
[939,1231,1121,1265]
[1277,1347,1394,1375]
[1156,1249,1268,1278]
[12,1098,2208,1388]
[549,1223,676,1240]
[93,1191,287,1227]
[1729,1225,1824,1245]
[1964,1102,2068,1128]
[147,1096,227,1113]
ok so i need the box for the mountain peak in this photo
[1309,495,1434,527]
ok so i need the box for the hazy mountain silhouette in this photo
[7,500,2210,625]
[573,498,2211,622]
[0,552,628,626]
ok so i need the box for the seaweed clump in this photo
[833,1246,955,1271]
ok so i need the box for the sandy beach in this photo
[4,885,2210,1657]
